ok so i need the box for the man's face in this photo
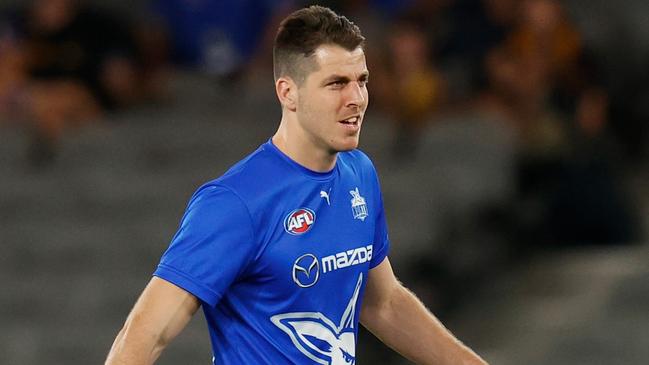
[295,45,369,154]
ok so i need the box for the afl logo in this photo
[284,208,316,235]
[292,254,320,287]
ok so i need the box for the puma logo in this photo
[271,273,363,364]
[320,190,331,206]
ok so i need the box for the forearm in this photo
[362,285,487,365]
[105,317,166,365]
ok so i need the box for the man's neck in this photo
[271,131,337,173]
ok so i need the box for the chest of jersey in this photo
[233,173,377,312]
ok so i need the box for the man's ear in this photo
[276,76,298,112]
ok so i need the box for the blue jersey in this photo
[154,140,390,364]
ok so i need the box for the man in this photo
[105,6,488,365]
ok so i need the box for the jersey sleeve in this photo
[370,191,390,269]
[154,184,255,307]
[368,161,390,269]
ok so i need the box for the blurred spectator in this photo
[149,0,294,84]
[607,56,649,163]
[476,36,640,246]
[575,87,608,139]
[0,0,153,166]
[480,44,567,160]
[504,0,583,112]
[439,0,518,100]
[545,85,641,245]
[473,43,557,247]
[0,23,26,120]
[377,16,447,159]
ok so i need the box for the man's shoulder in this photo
[219,144,274,181]
[196,142,287,201]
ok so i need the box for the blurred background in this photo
[1,0,648,364]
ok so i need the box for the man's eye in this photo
[358,79,368,87]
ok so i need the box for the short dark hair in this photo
[273,5,365,84]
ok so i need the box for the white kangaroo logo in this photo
[271,273,363,364]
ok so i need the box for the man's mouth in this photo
[339,116,360,126]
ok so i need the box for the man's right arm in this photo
[105,276,201,365]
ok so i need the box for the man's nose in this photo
[344,82,366,108]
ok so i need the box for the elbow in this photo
[360,296,386,327]
[125,313,169,350]
[361,283,403,329]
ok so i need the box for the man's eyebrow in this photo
[323,72,370,84]
[322,75,351,84]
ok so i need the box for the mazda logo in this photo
[292,254,319,288]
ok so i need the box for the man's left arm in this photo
[360,258,488,365]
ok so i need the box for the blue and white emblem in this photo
[271,273,363,364]
[349,188,368,221]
